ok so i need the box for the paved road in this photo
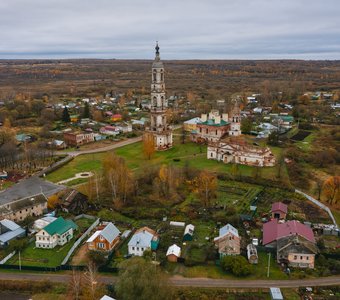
[0,272,339,288]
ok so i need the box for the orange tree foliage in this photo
[102,152,133,205]
[47,194,60,209]
[194,170,218,207]
[323,176,340,204]
[143,132,155,160]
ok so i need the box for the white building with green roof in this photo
[35,216,77,249]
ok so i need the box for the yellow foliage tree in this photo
[323,176,340,205]
[195,171,217,207]
[102,152,133,204]
[48,194,60,209]
[143,132,155,160]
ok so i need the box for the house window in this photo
[141,248,144,251]
[137,247,139,251]
[294,255,297,260]
[97,243,105,249]
[306,256,309,260]
[300,256,303,260]
[132,247,135,250]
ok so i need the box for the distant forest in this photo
[0,59,340,100]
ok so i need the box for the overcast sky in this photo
[0,0,339,59]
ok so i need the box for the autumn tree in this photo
[143,133,155,160]
[115,257,173,300]
[195,171,217,207]
[83,261,99,300]
[102,152,133,205]
[47,194,60,210]
[323,176,340,204]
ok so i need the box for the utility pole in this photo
[267,252,271,278]
[19,251,21,271]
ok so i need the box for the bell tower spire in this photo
[144,43,173,151]
[155,41,160,61]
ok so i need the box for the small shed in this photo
[271,202,288,220]
[270,287,284,300]
[247,243,258,264]
[170,221,185,228]
[183,224,195,241]
[166,244,181,262]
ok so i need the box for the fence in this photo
[37,155,74,177]
[295,189,338,228]
[61,218,100,265]
[74,214,97,221]
[0,251,16,265]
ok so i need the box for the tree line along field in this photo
[1,59,340,99]
[46,139,289,184]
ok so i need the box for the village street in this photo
[0,271,340,288]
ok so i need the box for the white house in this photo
[128,227,159,256]
[35,217,77,249]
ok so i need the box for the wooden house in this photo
[86,223,121,252]
[214,224,241,257]
[271,202,288,220]
[166,244,181,262]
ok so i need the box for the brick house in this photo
[86,222,121,252]
[214,224,241,257]
[63,131,95,147]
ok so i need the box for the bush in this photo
[220,255,252,276]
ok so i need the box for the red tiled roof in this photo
[271,202,288,214]
[263,219,315,245]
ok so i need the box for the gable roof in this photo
[128,227,158,248]
[166,244,181,257]
[277,235,318,255]
[271,202,288,214]
[184,224,195,236]
[42,217,77,236]
[215,224,239,242]
[263,219,315,245]
[100,223,121,243]
[0,219,21,231]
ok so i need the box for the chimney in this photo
[222,113,229,122]
[214,115,221,124]
[201,114,207,122]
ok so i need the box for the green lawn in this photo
[46,140,288,183]
[7,238,76,268]
[46,153,104,182]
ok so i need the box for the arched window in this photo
[160,70,164,81]
[153,71,157,82]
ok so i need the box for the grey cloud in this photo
[0,0,339,59]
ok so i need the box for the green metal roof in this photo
[200,119,229,127]
[43,217,77,236]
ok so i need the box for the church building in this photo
[144,43,173,150]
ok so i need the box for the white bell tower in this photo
[145,43,173,150]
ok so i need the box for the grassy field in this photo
[8,238,75,268]
[46,140,289,184]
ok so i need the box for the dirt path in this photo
[70,243,88,266]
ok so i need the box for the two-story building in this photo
[214,224,241,257]
[63,131,95,147]
[87,222,121,252]
[35,217,77,249]
[263,219,317,268]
